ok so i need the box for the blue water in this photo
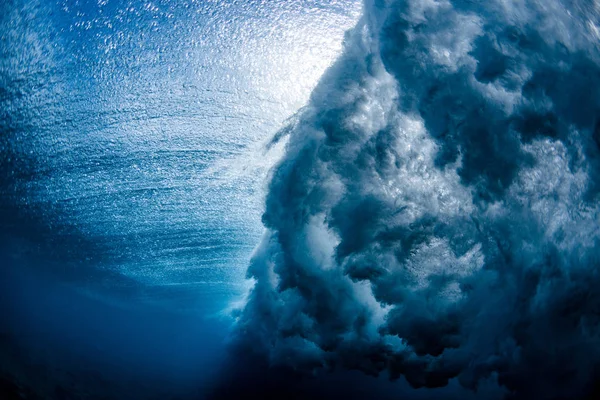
[5,0,600,399]
[0,0,359,398]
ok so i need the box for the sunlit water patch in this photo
[0,0,360,397]
[1,0,360,310]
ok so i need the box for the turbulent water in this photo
[3,0,600,399]
[219,1,600,399]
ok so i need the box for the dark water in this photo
[0,260,227,399]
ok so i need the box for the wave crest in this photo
[233,1,600,398]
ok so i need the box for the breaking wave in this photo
[228,1,600,399]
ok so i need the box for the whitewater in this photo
[222,1,600,399]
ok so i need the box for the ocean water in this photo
[4,0,600,399]
[0,0,359,398]
[215,0,600,399]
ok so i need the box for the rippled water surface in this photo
[1,0,360,312]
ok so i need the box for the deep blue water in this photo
[0,0,358,398]
[4,0,600,399]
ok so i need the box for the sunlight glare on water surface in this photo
[0,0,361,311]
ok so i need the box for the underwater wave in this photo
[226,1,600,399]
